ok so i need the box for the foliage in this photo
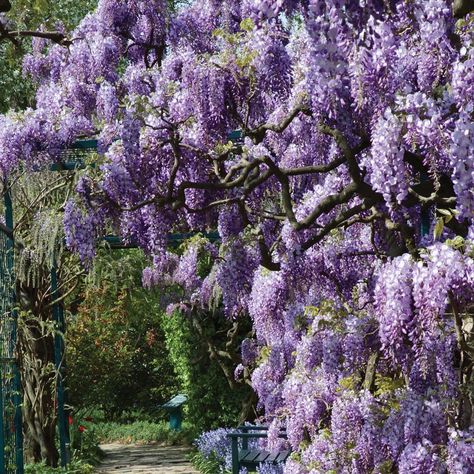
[189,450,228,474]
[66,249,178,417]
[5,0,474,472]
[161,309,253,432]
[8,0,98,30]
[7,170,86,466]
[24,460,94,474]
[0,42,34,112]
[67,413,104,466]
[92,420,194,445]
[0,0,98,112]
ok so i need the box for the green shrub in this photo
[66,250,179,418]
[93,420,195,445]
[24,460,94,474]
[161,310,253,432]
[67,413,104,466]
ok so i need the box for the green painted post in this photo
[161,395,186,433]
[420,172,431,237]
[421,211,430,236]
[51,266,69,467]
[4,188,24,474]
[0,346,5,474]
[230,436,239,474]
[169,408,182,431]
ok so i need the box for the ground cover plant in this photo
[2,0,474,472]
[24,460,94,474]
[92,420,194,445]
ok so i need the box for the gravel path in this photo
[96,443,200,473]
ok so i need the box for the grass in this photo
[24,460,94,474]
[92,420,197,445]
[24,412,200,472]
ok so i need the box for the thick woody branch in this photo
[298,182,361,231]
[317,124,366,186]
[283,156,346,176]
[253,227,281,271]
[363,352,379,392]
[248,103,310,144]
[184,197,240,213]
[453,0,474,18]
[168,137,182,201]
[261,156,299,227]
[449,293,473,354]
[301,198,379,251]
[284,133,368,181]
[407,187,456,206]
[0,26,71,46]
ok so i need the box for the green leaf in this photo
[212,27,225,37]
[434,218,444,240]
[437,208,453,217]
[240,18,255,32]
[446,236,465,250]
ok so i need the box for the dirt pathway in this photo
[96,443,200,473]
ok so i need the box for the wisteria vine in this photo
[2,0,474,472]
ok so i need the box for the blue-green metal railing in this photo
[0,187,24,474]
[420,172,431,237]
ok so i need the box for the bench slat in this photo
[238,449,251,461]
[275,450,291,462]
[242,450,262,462]
[228,424,291,473]
[266,451,281,463]
[254,451,271,463]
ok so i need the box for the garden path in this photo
[96,443,200,473]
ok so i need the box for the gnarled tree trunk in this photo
[17,283,59,467]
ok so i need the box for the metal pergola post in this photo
[51,265,69,467]
[0,186,24,474]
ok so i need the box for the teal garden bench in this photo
[227,425,291,474]
[160,394,187,431]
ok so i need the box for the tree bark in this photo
[0,0,11,13]
[17,284,59,467]
[453,0,474,18]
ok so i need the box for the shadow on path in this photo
[96,443,200,473]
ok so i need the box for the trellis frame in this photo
[0,136,222,471]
